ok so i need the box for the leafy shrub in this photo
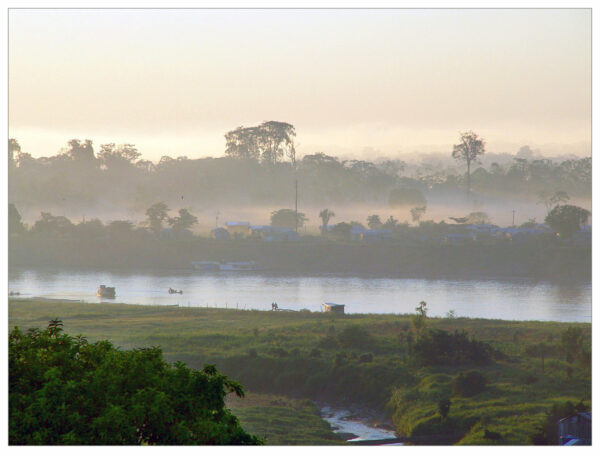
[337,325,374,349]
[9,321,261,445]
[412,329,493,366]
[452,371,488,397]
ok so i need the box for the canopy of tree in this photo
[545,204,590,239]
[270,208,307,229]
[9,321,261,445]
[225,121,296,165]
[8,137,591,214]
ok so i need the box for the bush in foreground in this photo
[9,320,261,445]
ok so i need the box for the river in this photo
[8,268,591,322]
[319,405,398,444]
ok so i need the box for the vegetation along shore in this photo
[9,298,591,445]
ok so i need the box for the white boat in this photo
[191,261,220,271]
[191,260,259,271]
[218,261,259,271]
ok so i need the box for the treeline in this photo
[8,135,591,216]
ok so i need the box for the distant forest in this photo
[8,124,591,219]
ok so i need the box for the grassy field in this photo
[225,393,343,445]
[9,298,591,445]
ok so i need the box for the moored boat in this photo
[191,260,259,271]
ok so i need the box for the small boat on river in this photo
[168,288,183,294]
[191,260,259,271]
[97,285,116,298]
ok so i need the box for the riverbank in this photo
[9,299,591,445]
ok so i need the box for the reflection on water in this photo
[8,268,591,322]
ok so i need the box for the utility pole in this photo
[215,211,220,228]
[512,209,516,227]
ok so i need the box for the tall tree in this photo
[145,202,170,235]
[168,208,198,232]
[452,131,486,195]
[8,203,25,235]
[224,126,262,160]
[318,209,335,235]
[259,121,296,166]
[65,139,96,163]
[8,138,20,167]
[98,143,141,172]
[224,121,296,165]
[537,190,570,216]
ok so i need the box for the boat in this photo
[218,261,259,271]
[191,260,259,271]
[97,285,116,298]
[168,287,183,294]
[191,261,221,271]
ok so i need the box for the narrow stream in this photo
[319,405,399,444]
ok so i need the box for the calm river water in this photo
[8,268,591,322]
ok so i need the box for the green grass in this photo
[9,298,591,445]
[226,393,343,445]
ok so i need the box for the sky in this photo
[9,8,591,161]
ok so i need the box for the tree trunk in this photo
[466,160,471,195]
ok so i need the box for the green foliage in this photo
[560,326,584,364]
[531,400,589,445]
[318,209,335,234]
[329,222,352,240]
[270,208,307,229]
[145,202,170,236]
[410,206,427,224]
[545,204,590,239]
[411,301,428,335]
[9,321,261,445]
[225,121,296,165]
[452,371,488,397]
[8,301,592,446]
[8,203,26,236]
[30,212,74,237]
[168,208,198,232]
[229,394,342,445]
[452,131,486,193]
[337,325,374,349]
[412,329,493,366]
[366,214,383,229]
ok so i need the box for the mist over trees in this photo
[7,128,591,225]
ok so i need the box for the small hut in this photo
[323,302,345,314]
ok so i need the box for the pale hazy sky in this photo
[9,8,591,161]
